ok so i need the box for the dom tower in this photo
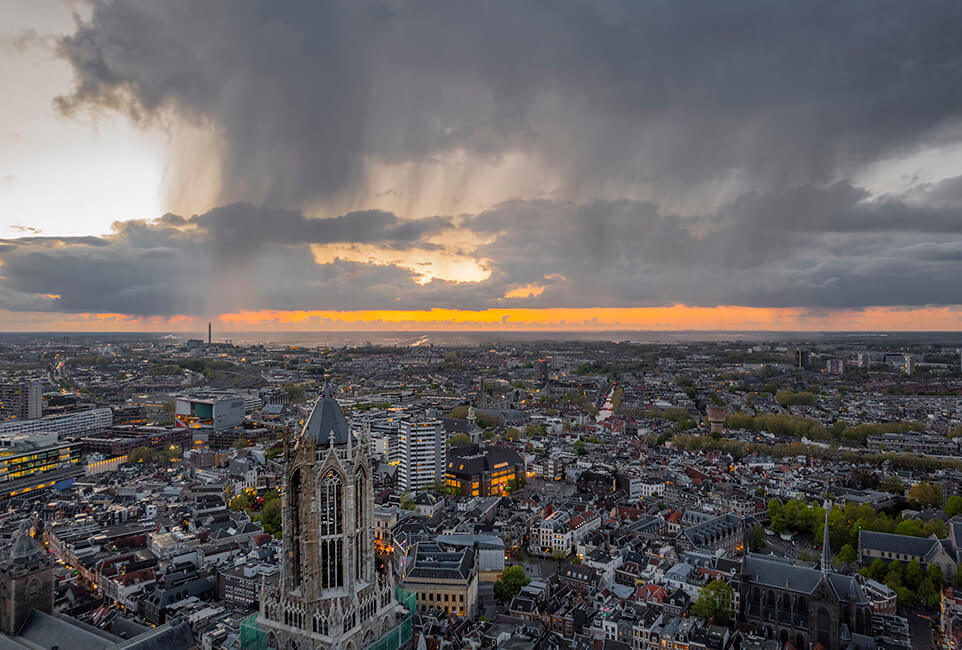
[259,387,402,649]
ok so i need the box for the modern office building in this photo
[0,437,83,499]
[0,380,42,420]
[174,394,244,431]
[445,443,524,497]
[80,425,192,456]
[398,415,445,492]
[0,407,112,441]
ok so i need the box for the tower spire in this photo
[821,504,832,575]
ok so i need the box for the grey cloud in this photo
[3,181,962,315]
[0,204,459,316]
[54,1,962,210]
[463,181,962,309]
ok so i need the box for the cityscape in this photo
[5,2,962,650]
[0,333,960,648]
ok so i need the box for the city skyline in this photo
[4,1,962,332]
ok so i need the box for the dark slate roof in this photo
[859,530,940,557]
[302,388,350,446]
[116,620,194,650]
[404,542,476,581]
[446,444,524,477]
[742,554,868,605]
[683,513,741,547]
[18,610,118,650]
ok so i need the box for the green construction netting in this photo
[241,613,268,650]
[240,586,416,650]
[366,586,415,650]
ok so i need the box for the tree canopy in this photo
[691,579,734,625]
[494,565,530,603]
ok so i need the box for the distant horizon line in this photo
[1,328,959,335]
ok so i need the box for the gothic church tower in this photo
[259,387,401,649]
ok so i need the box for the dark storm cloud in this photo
[3,183,962,315]
[0,205,459,315]
[23,1,962,315]
[463,181,962,309]
[55,0,962,207]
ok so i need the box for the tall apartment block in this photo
[0,380,42,420]
[398,415,445,492]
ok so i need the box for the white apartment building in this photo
[532,511,571,557]
[398,416,444,492]
[0,407,112,441]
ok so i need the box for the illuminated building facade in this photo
[445,443,524,497]
[398,415,444,492]
[0,440,82,499]
[174,395,244,431]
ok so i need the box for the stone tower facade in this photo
[0,520,54,635]
[258,387,401,650]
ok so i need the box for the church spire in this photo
[821,504,832,575]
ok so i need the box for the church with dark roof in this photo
[738,511,874,650]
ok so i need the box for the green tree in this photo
[904,559,924,589]
[945,495,962,518]
[399,493,416,511]
[258,498,282,538]
[908,482,943,509]
[493,565,530,603]
[524,423,547,437]
[574,440,586,455]
[233,438,250,449]
[283,383,306,404]
[127,446,154,464]
[749,524,766,551]
[879,475,905,495]
[504,428,521,441]
[919,578,940,608]
[770,513,786,534]
[836,544,857,565]
[691,579,735,625]
[885,560,903,588]
[229,492,252,512]
[927,563,944,589]
[448,433,471,446]
[869,558,887,581]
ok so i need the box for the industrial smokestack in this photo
[208,322,212,345]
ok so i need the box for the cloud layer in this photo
[56,1,962,211]
[4,1,962,324]
[3,180,962,317]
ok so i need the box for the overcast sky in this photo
[3,0,962,331]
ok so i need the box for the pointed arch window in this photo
[319,469,344,589]
[355,467,368,581]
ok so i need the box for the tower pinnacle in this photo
[821,504,832,575]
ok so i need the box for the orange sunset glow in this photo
[6,305,957,332]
